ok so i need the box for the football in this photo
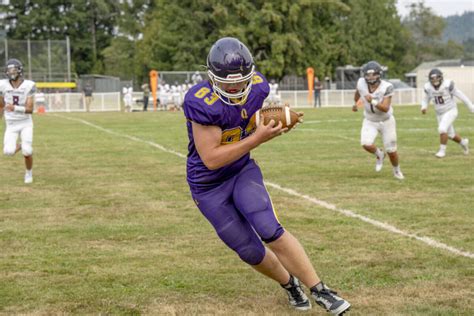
[255,105,301,129]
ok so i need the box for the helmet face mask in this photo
[207,37,255,105]
[362,61,382,86]
[5,59,23,81]
[429,69,443,88]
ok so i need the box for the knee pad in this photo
[237,244,265,265]
[237,197,284,243]
[3,147,16,156]
[385,144,397,154]
[22,144,33,156]
[261,225,284,243]
[438,127,448,135]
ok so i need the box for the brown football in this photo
[256,106,301,129]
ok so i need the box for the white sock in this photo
[26,169,32,175]
[375,148,383,158]
[460,139,468,146]
[393,165,400,172]
[439,144,447,152]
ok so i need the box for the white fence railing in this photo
[280,88,423,108]
[35,89,429,112]
[37,92,121,112]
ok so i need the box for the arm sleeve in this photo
[448,80,455,93]
[27,83,37,97]
[384,84,394,98]
[453,88,474,112]
[421,88,430,110]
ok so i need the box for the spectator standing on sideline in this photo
[123,84,133,112]
[268,79,281,105]
[183,37,351,315]
[0,58,36,183]
[83,82,93,112]
[141,82,150,111]
[191,71,203,85]
[314,76,323,108]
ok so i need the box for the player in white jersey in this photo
[421,68,473,158]
[352,61,404,180]
[122,84,133,112]
[0,58,36,183]
[267,79,281,105]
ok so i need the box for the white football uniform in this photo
[422,80,474,137]
[356,78,398,152]
[0,79,36,156]
[123,87,133,107]
[268,83,280,104]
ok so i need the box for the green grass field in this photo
[1,105,473,315]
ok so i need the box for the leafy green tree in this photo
[138,0,352,80]
[401,2,464,71]
[4,0,120,75]
[101,1,151,81]
[340,0,409,78]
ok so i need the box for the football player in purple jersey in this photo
[183,37,350,315]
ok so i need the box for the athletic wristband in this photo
[14,106,26,113]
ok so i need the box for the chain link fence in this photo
[1,38,71,82]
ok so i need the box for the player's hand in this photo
[255,119,287,143]
[364,95,373,102]
[5,104,15,112]
[421,109,427,115]
[352,105,358,112]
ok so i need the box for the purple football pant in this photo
[190,159,284,265]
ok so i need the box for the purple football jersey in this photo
[183,72,270,192]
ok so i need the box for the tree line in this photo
[3,0,470,83]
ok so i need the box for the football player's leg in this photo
[191,181,266,267]
[442,109,463,143]
[361,119,385,171]
[233,160,320,288]
[382,116,399,166]
[20,124,33,170]
[3,125,19,156]
[361,119,379,153]
[438,109,457,143]
[383,117,404,179]
[233,160,284,243]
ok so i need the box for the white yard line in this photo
[304,117,472,124]
[54,114,474,259]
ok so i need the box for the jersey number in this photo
[370,103,375,113]
[13,96,19,105]
[194,87,219,105]
[434,96,444,104]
